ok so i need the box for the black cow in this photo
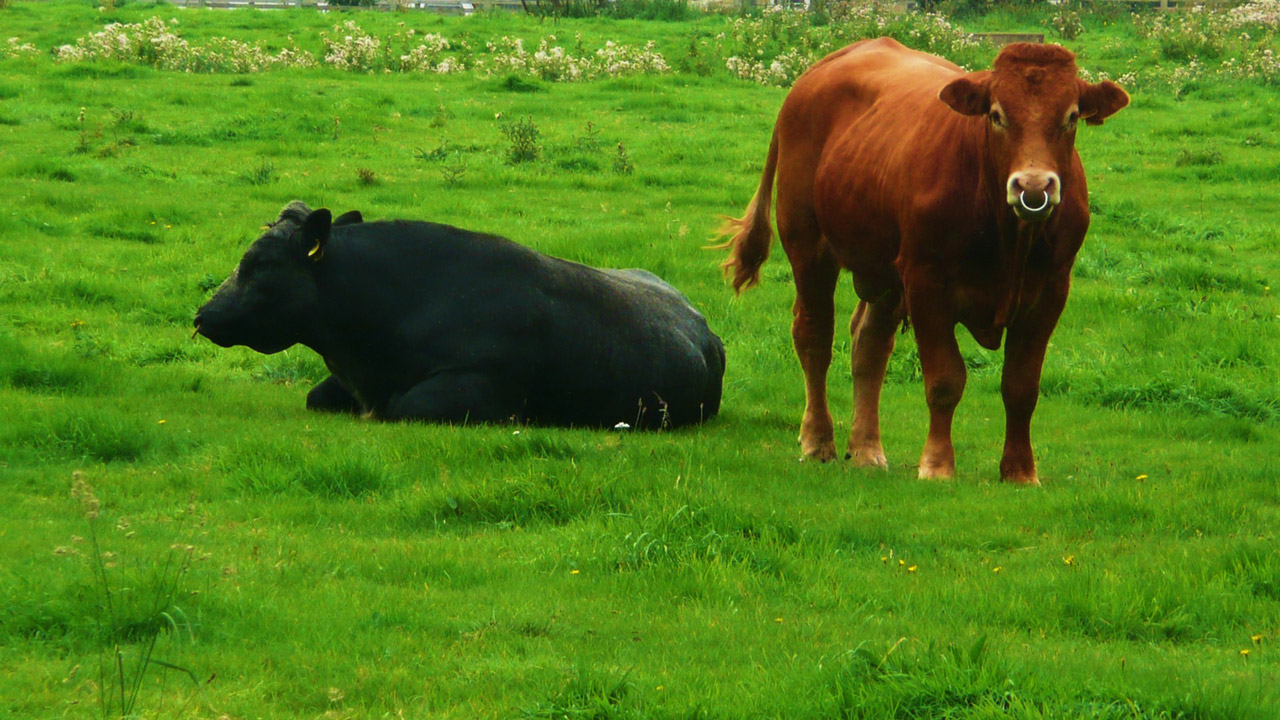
[194,202,725,429]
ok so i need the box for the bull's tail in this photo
[711,127,779,294]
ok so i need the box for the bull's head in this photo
[939,43,1128,222]
[193,201,337,354]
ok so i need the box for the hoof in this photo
[847,447,889,469]
[917,463,954,480]
[800,442,838,463]
[1000,458,1040,486]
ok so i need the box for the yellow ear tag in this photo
[308,240,323,260]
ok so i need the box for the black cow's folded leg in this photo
[382,373,521,425]
[306,375,364,415]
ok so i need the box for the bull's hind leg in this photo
[382,372,521,424]
[784,240,840,461]
[847,298,901,468]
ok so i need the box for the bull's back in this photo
[781,38,960,151]
[776,38,976,285]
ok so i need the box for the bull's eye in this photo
[989,110,1006,129]
[1065,111,1079,129]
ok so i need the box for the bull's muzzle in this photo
[1006,170,1060,222]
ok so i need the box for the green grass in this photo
[2,2,1280,718]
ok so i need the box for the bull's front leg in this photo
[909,285,966,479]
[847,297,902,468]
[999,279,1069,485]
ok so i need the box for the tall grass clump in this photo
[610,503,797,575]
[520,668,644,720]
[65,472,202,718]
[832,637,1036,717]
[501,116,543,164]
[227,443,398,499]
[830,637,1276,718]
[8,410,158,464]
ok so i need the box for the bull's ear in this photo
[1078,79,1129,126]
[301,208,332,262]
[333,210,363,227]
[939,71,991,116]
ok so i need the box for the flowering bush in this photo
[54,17,183,65]
[36,10,1280,92]
[1051,3,1085,41]
[321,22,467,73]
[1229,0,1280,30]
[486,36,592,81]
[320,20,383,71]
[726,46,813,85]
[482,34,668,81]
[398,32,462,73]
[197,37,318,73]
[715,3,976,87]
[1133,7,1234,61]
[3,37,39,59]
[54,17,316,72]
[1221,46,1280,85]
[595,40,669,76]
[51,18,670,80]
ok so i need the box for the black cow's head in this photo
[194,201,356,354]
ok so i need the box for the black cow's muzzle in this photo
[191,312,232,347]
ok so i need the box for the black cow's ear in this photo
[301,208,332,262]
[333,210,363,227]
[1078,79,1129,126]
[939,71,991,116]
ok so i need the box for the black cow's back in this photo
[307,220,723,428]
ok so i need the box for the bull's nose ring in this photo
[1019,190,1050,213]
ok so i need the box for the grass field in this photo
[2,1,1279,717]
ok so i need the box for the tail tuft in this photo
[708,129,780,295]
[710,207,772,294]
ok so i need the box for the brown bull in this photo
[718,38,1128,484]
